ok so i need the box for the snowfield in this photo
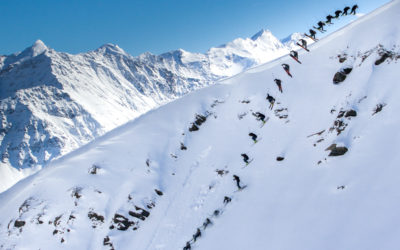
[1,0,400,250]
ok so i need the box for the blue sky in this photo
[0,0,390,56]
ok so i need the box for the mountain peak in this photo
[251,29,273,41]
[30,40,48,57]
[96,43,126,55]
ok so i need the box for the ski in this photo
[290,55,302,64]
[296,42,310,52]
[234,185,248,192]
[260,117,269,128]
[313,26,326,33]
[242,159,254,168]
[251,137,262,145]
[304,34,318,42]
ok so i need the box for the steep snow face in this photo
[0,29,305,192]
[1,1,399,249]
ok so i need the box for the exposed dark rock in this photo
[326,144,348,156]
[129,211,145,221]
[276,157,285,161]
[333,67,352,84]
[155,189,163,196]
[112,214,135,231]
[189,123,199,132]
[337,185,346,189]
[216,169,229,176]
[14,220,25,228]
[344,110,357,117]
[330,120,348,135]
[89,164,100,174]
[103,236,115,250]
[337,111,345,118]
[53,229,59,235]
[375,52,391,65]
[194,115,207,126]
[342,67,352,74]
[180,143,187,150]
[136,206,150,218]
[88,211,104,223]
[54,215,62,226]
[146,201,156,209]
[333,71,347,84]
[372,103,386,115]
[71,187,82,199]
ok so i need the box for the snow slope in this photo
[2,1,400,249]
[0,29,307,192]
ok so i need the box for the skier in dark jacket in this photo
[342,6,350,15]
[316,21,326,31]
[266,94,275,109]
[249,132,258,142]
[203,218,212,229]
[309,29,317,39]
[241,154,249,164]
[350,4,358,15]
[290,50,298,59]
[299,39,307,49]
[334,10,342,18]
[233,175,242,189]
[326,15,334,24]
[193,228,201,242]
[253,112,266,122]
[223,196,232,204]
[274,79,283,93]
[183,242,191,250]
[282,64,292,77]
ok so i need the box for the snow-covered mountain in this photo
[0,29,308,192]
[1,0,399,249]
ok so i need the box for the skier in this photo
[183,242,191,250]
[334,10,342,18]
[342,6,350,15]
[253,112,266,123]
[316,21,326,32]
[282,64,292,78]
[241,154,249,164]
[309,29,317,39]
[290,50,298,59]
[350,4,358,15]
[313,21,326,33]
[203,218,212,229]
[274,79,283,93]
[249,132,258,142]
[233,175,242,189]
[266,94,275,109]
[290,50,301,64]
[193,228,201,242]
[299,39,307,49]
[223,196,232,204]
[326,15,334,24]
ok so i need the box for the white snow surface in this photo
[1,1,400,249]
[0,28,308,193]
